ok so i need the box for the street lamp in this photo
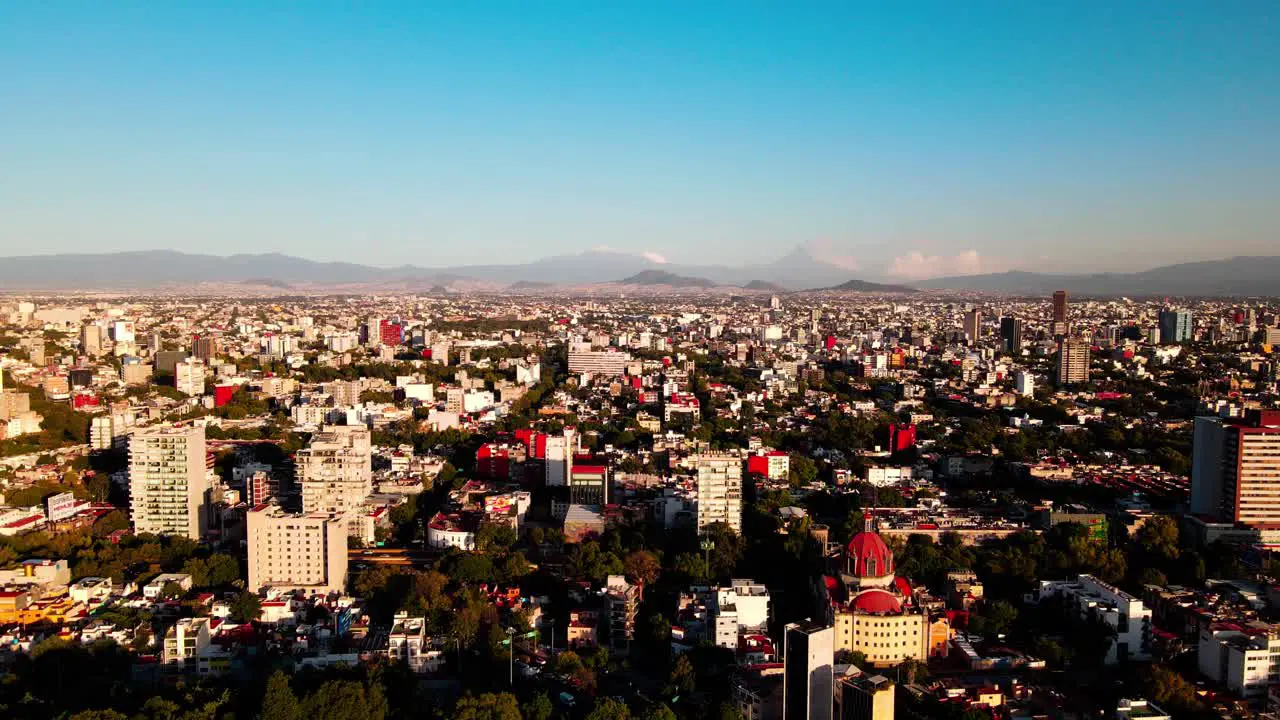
[700,537,714,572]
[507,627,517,686]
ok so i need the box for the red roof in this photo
[846,531,894,578]
[852,588,903,614]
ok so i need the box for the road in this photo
[348,547,437,568]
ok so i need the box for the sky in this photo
[2,2,1278,279]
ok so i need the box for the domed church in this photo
[823,515,931,665]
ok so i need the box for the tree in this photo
[1134,515,1180,562]
[624,549,661,586]
[522,692,554,720]
[300,680,387,720]
[453,692,522,720]
[969,599,1017,639]
[586,697,631,720]
[788,454,818,487]
[475,523,519,554]
[68,712,129,720]
[640,705,677,720]
[229,590,262,623]
[1141,664,1203,716]
[159,580,187,600]
[669,654,696,695]
[261,670,300,720]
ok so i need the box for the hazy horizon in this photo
[3,3,1278,280]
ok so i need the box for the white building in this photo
[129,425,209,540]
[1198,624,1280,698]
[385,613,445,673]
[164,617,211,665]
[175,359,205,397]
[1015,371,1035,397]
[246,505,348,595]
[297,425,372,535]
[864,466,914,487]
[545,430,575,488]
[694,454,744,534]
[1027,574,1152,664]
[567,348,631,377]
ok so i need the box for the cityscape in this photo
[4,3,1280,720]
[0,288,1278,720]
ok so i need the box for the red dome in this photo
[846,531,894,578]
[851,588,903,614]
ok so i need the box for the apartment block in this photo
[129,425,208,540]
[246,505,347,594]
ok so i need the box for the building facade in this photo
[297,425,373,535]
[129,425,208,540]
[694,454,744,534]
[246,505,347,594]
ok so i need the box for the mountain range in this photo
[0,247,1275,296]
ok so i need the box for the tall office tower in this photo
[191,336,219,361]
[1051,290,1070,337]
[838,673,895,720]
[298,425,373,534]
[1015,371,1035,398]
[1191,411,1280,530]
[1056,337,1090,385]
[963,309,981,345]
[149,331,163,354]
[175,359,205,397]
[1158,309,1193,344]
[129,425,208,540]
[1052,290,1068,323]
[246,505,348,595]
[999,317,1023,353]
[364,317,382,346]
[694,454,744,534]
[81,323,104,356]
[783,621,834,720]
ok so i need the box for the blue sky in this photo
[2,2,1278,278]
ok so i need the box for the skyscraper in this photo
[999,316,1022,353]
[1191,411,1280,531]
[784,621,834,720]
[1158,309,1193,344]
[129,425,208,540]
[963,309,981,345]
[1051,290,1069,337]
[1052,290,1068,323]
[694,454,744,534]
[191,335,219,361]
[1056,337,1090,385]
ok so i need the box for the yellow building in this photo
[825,521,934,666]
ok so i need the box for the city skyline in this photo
[3,3,1279,276]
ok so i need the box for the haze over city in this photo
[4,2,1279,277]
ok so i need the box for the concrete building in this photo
[1000,316,1023,353]
[1056,337,1090,385]
[80,323,104,356]
[1027,574,1152,664]
[246,505,347,595]
[569,462,608,506]
[837,673,895,720]
[1198,624,1280,699]
[694,454,744,534]
[963,309,980,345]
[567,347,631,377]
[129,425,208,540]
[175,359,205,397]
[297,425,372,535]
[1158,309,1193,344]
[1015,371,1035,397]
[826,522,931,665]
[783,621,834,720]
[1191,411,1280,534]
[605,574,642,651]
[164,617,212,666]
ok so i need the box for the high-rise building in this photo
[175,359,205,396]
[1158,309,1193,344]
[962,309,981,345]
[1015,371,1035,398]
[323,380,362,407]
[1052,290,1068,323]
[783,620,834,720]
[191,336,219,361]
[1191,411,1280,530]
[1056,338,1090,385]
[838,673,895,720]
[129,425,208,540]
[999,317,1022,353]
[246,505,348,594]
[80,323,104,356]
[297,425,372,534]
[544,430,575,487]
[694,454,744,534]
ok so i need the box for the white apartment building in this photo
[175,359,205,397]
[246,505,348,595]
[1198,623,1280,699]
[384,613,445,673]
[165,617,211,665]
[1015,371,1035,397]
[297,425,372,535]
[567,347,631,377]
[545,430,575,488]
[694,454,744,534]
[1027,574,1152,664]
[129,425,208,540]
